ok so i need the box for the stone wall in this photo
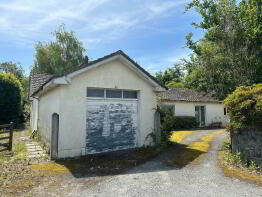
[231,127,262,164]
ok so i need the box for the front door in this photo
[195,106,205,127]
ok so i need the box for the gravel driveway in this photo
[31,129,262,197]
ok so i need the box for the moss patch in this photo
[31,163,70,176]
[169,130,225,167]
[170,131,193,143]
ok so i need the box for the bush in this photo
[224,84,262,130]
[161,116,198,131]
[158,107,198,142]
[0,73,22,125]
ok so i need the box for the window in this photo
[123,91,137,99]
[87,88,138,99]
[87,88,104,97]
[106,90,122,98]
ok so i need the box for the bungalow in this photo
[29,50,166,159]
[157,87,229,127]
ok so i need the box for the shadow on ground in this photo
[38,143,206,178]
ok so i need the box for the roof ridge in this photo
[31,50,166,96]
[158,87,221,103]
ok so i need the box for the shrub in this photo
[0,73,22,125]
[224,84,262,130]
[158,107,198,143]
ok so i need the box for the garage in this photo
[30,50,166,158]
[86,88,138,154]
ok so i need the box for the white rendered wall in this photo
[160,101,228,126]
[36,60,158,158]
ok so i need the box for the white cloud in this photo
[148,1,187,14]
[0,0,188,47]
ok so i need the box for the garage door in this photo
[86,88,138,154]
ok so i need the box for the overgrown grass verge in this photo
[0,140,32,196]
[218,138,262,186]
[0,130,47,197]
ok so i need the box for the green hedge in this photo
[161,116,198,131]
[0,73,22,125]
[159,107,198,131]
[224,84,262,130]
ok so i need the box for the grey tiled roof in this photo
[29,74,54,96]
[157,87,221,103]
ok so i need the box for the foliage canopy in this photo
[33,25,86,75]
[0,62,24,81]
[183,0,262,99]
[0,61,28,101]
[224,84,262,129]
[0,73,22,125]
[155,65,184,86]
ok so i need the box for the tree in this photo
[0,62,24,81]
[0,61,29,101]
[184,0,262,99]
[33,25,87,74]
[0,73,22,125]
[166,82,184,88]
[155,64,184,86]
[21,77,29,100]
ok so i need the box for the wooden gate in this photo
[0,122,14,152]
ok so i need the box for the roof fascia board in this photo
[34,76,69,96]
[119,56,166,92]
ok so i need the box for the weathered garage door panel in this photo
[86,99,137,154]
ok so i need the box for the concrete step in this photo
[27,147,43,151]
[28,154,47,158]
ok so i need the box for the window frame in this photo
[106,89,122,99]
[86,88,105,98]
[123,90,138,99]
[86,88,138,100]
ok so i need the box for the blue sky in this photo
[0,0,204,76]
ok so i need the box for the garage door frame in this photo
[85,88,141,154]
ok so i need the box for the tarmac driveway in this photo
[31,129,262,197]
